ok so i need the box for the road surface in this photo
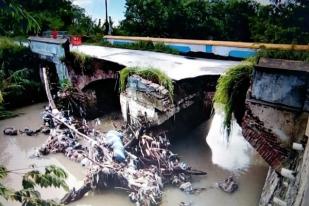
[71,45,240,81]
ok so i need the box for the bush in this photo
[0,37,31,71]
[70,51,91,66]
[0,105,16,120]
[67,51,92,74]
[153,42,179,54]
[257,49,309,62]
[97,39,179,55]
[0,37,43,118]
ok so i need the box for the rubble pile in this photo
[35,107,207,206]
[216,176,238,193]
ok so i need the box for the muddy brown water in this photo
[0,103,268,206]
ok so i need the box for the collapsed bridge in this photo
[28,36,309,206]
[28,36,239,133]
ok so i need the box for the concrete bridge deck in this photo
[28,36,233,130]
[71,45,239,81]
[27,36,309,206]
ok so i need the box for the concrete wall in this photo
[242,58,309,206]
[120,75,216,133]
[248,102,308,145]
[65,56,124,91]
[252,59,309,111]
[259,121,309,206]
[29,37,70,81]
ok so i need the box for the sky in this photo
[72,0,126,26]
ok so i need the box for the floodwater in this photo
[0,103,268,206]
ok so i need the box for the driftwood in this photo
[36,72,207,205]
[35,107,207,206]
[61,184,92,204]
[42,67,56,110]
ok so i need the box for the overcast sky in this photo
[72,0,126,25]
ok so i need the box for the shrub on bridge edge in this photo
[214,57,255,137]
[119,67,174,100]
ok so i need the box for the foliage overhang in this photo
[214,57,256,137]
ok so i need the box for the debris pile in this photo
[35,107,207,206]
[216,176,238,193]
[3,126,46,136]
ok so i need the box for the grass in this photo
[0,37,27,58]
[0,37,42,119]
[0,37,20,48]
[257,49,309,62]
[0,106,16,120]
[59,79,72,90]
[119,67,174,99]
[68,51,93,73]
[98,39,180,55]
[69,51,91,67]
[214,57,256,136]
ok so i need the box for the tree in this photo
[250,2,309,43]
[67,5,96,35]
[0,165,68,206]
[119,0,309,44]
[0,0,99,36]
[121,0,169,37]
[220,0,258,41]
[0,0,40,35]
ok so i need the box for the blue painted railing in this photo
[104,35,309,59]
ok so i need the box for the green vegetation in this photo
[59,79,72,90]
[214,58,256,136]
[214,48,309,136]
[119,0,309,44]
[0,37,42,119]
[0,106,16,120]
[0,165,68,206]
[70,51,91,67]
[0,0,104,37]
[0,0,40,35]
[67,51,92,74]
[119,67,174,98]
[2,0,308,45]
[99,40,179,55]
[257,49,309,62]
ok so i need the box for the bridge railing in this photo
[104,35,309,59]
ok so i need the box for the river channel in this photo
[0,103,268,206]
